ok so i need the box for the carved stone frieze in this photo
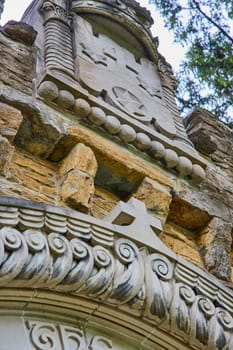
[26,320,113,350]
[0,196,232,349]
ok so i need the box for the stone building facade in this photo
[0,0,232,349]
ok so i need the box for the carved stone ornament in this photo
[26,321,112,350]
[20,0,206,179]
[71,0,154,30]
[0,196,232,349]
[74,15,177,137]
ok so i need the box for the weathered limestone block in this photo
[13,98,67,159]
[184,108,233,165]
[0,102,23,141]
[0,27,36,94]
[0,135,14,175]
[60,170,95,213]
[0,149,58,204]
[167,196,211,231]
[59,143,97,212]
[199,217,232,281]
[59,143,97,178]
[132,177,172,223]
[3,21,37,46]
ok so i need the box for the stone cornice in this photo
[71,0,154,30]
[0,196,232,349]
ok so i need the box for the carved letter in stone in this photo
[89,336,112,350]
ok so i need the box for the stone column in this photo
[41,0,75,77]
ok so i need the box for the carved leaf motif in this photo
[208,308,233,350]
[170,283,195,335]
[47,233,73,287]
[110,239,144,303]
[15,229,50,286]
[79,245,114,297]
[0,227,28,283]
[61,239,94,292]
[144,254,173,322]
[190,296,215,346]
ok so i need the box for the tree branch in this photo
[192,0,233,44]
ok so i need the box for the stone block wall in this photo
[0,21,232,288]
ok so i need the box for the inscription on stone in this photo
[26,321,113,350]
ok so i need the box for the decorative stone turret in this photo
[0,1,232,349]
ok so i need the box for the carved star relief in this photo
[113,87,146,117]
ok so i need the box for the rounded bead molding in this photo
[164,149,179,169]
[74,98,91,118]
[38,81,59,101]
[37,81,206,181]
[104,116,121,135]
[57,90,75,110]
[135,133,151,150]
[150,141,166,159]
[119,124,137,143]
[88,107,106,126]
[177,156,193,176]
[192,164,206,183]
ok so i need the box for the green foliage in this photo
[149,0,233,124]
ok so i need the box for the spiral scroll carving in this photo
[0,198,232,350]
[151,254,173,281]
[216,309,233,330]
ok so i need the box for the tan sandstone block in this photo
[161,223,202,267]
[66,125,174,188]
[0,102,23,141]
[0,135,14,175]
[132,177,172,222]
[60,170,95,213]
[91,187,120,219]
[12,151,55,174]
[59,143,97,178]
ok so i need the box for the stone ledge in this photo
[36,78,206,182]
